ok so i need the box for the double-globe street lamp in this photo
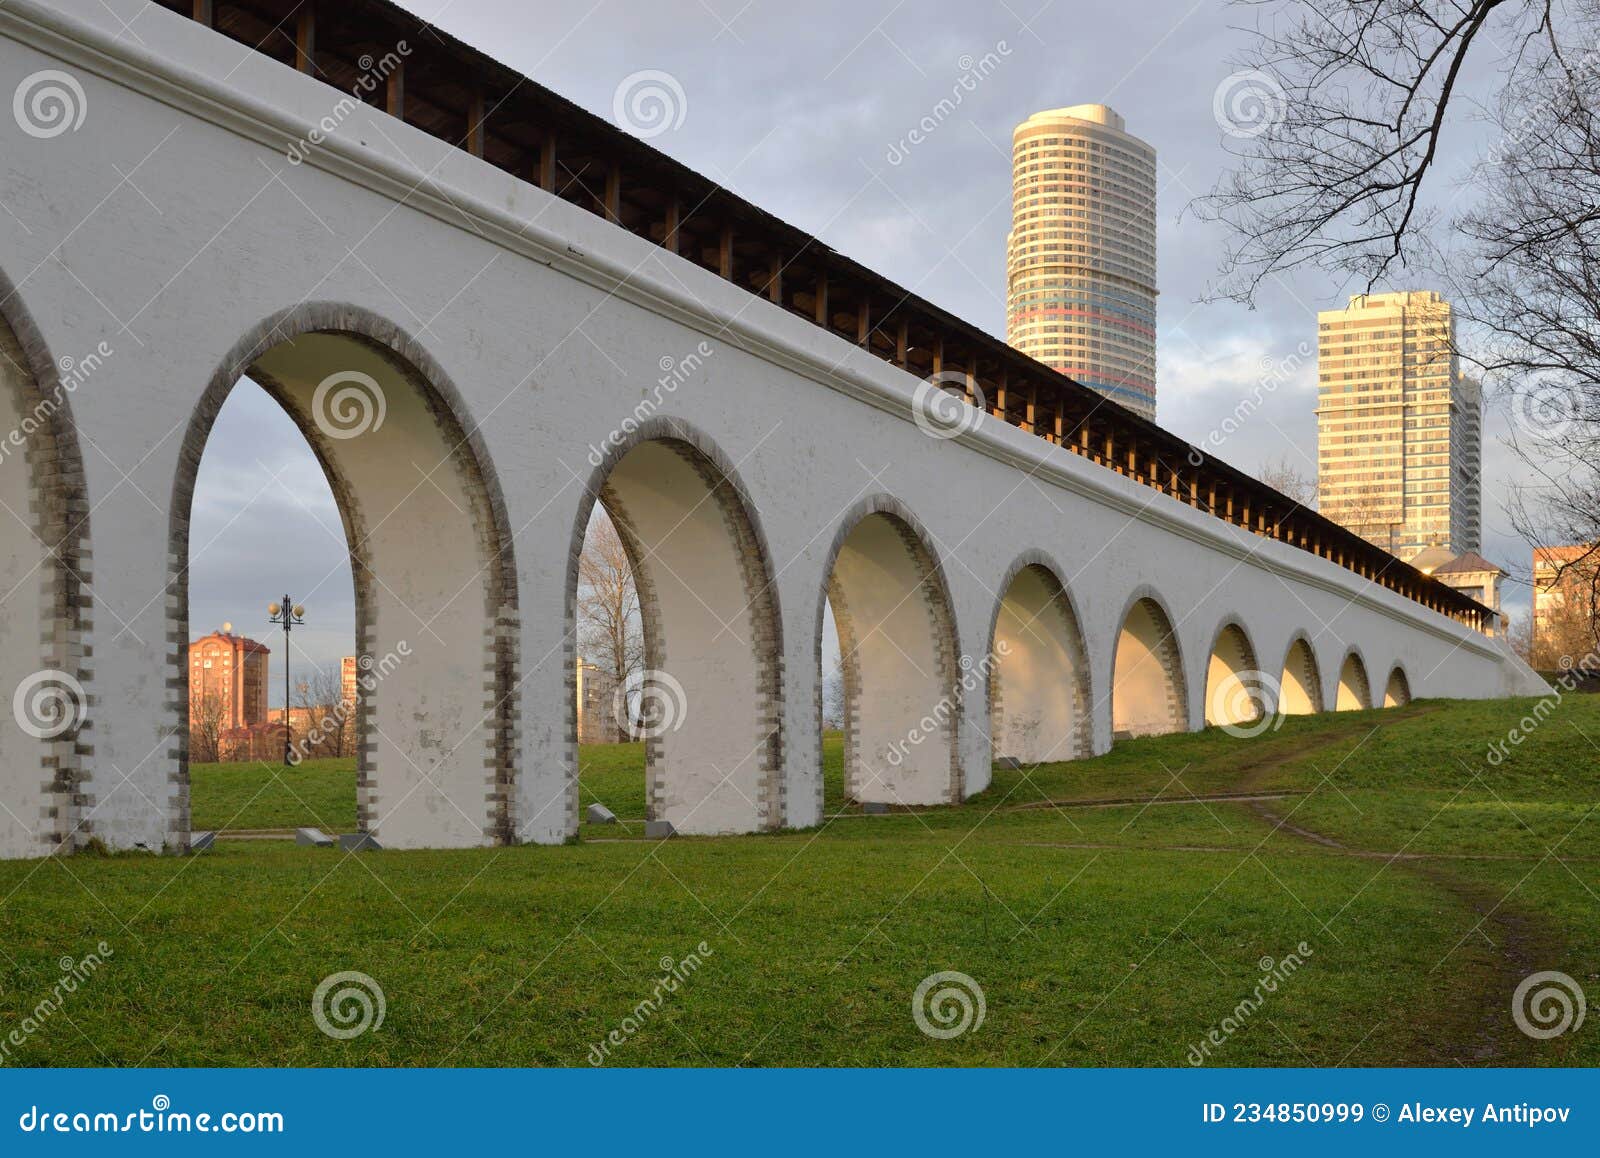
[267,595,305,766]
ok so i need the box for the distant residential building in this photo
[341,656,359,706]
[1316,291,1481,559]
[576,659,622,745]
[188,626,270,732]
[1533,544,1598,666]
[1006,104,1158,420]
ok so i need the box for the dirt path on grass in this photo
[1228,710,1559,1065]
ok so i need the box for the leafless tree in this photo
[822,654,847,730]
[190,689,228,764]
[295,668,354,759]
[578,509,644,743]
[1256,454,1318,508]
[1201,0,1600,613]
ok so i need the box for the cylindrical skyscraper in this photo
[1006,104,1158,420]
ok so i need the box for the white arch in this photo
[576,422,783,835]
[988,556,1091,764]
[823,499,962,807]
[174,305,518,850]
[1383,665,1413,708]
[1111,593,1188,739]
[1204,620,1264,729]
[1278,635,1324,715]
[0,288,90,859]
[1336,649,1372,711]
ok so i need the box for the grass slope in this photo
[3,696,1595,1067]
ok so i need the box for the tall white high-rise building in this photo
[1006,104,1158,420]
[1315,291,1481,559]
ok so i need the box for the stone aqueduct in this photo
[0,0,1544,858]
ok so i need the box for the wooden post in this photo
[538,133,556,192]
[895,318,909,368]
[1053,408,1064,444]
[604,164,621,222]
[930,336,944,380]
[1026,384,1037,434]
[663,198,680,255]
[719,226,734,280]
[386,64,405,120]
[856,299,871,347]
[814,269,828,326]
[767,255,782,304]
[295,5,316,75]
[193,0,215,27]
[466,92,487,158]
[966,356,978,407]
[993,365,1008,420]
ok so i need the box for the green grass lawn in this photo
[3,697,1596,1067]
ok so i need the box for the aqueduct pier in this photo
[0,0,1545,857]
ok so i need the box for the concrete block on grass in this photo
[296,827,335,847]
[189,831,215,853]
[644,820,675,839]
[338,833,382,852]
[586,803,618,825]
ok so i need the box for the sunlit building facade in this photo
[1315,291,1480,559]
[1006,104,1158,420]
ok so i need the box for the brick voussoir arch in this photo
[1278,629,1326,714]
[985,548,1094,763]
[1107,583,1191,735]
[1335,645,1374,711]
[564,414,786,835]
[813,493,965,815]
[0,266,92,854]
[168,302,521,848]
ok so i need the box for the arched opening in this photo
[1336,651,1372,711]
[1204,622,1266,729]
[989,560,1090,764]
[573,428,782,835]
[1278,637,1324,715]
[1383,666,1413,708]
[1111,596,1187,739]
[824,504,962,808]
[0,309,88,859]
[174,311,518,851]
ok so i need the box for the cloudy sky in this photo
[191,0,1535,699]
